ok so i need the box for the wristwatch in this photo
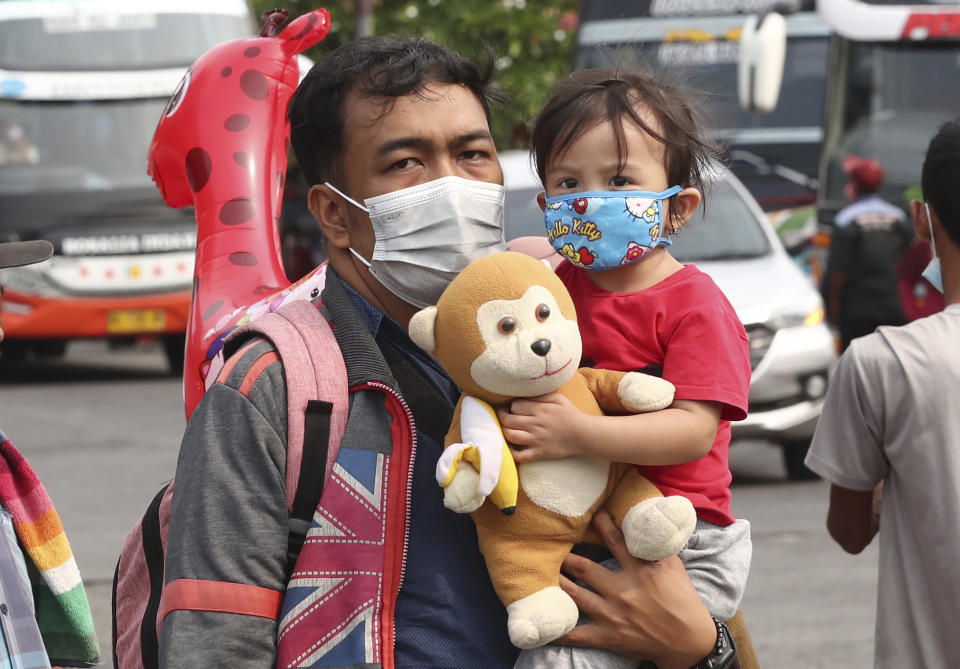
[689,617,737,669]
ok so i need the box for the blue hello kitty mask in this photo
[543,186,682,270]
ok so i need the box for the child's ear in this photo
[667,187,702,233]
[537,191,547,212]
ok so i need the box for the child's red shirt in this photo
[557,261,751,525]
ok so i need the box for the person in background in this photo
[0,121,39,166]
[805,118,960,667]
[824,156,914,350]
[897,234,945,321]
[0,240,100,669]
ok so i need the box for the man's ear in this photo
[308,184,353,250]
[667,187,702,233]
[910,199,933,242]
[408,306,438,352]
[537,191,547,212]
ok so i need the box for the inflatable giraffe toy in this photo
[148,8,331,418]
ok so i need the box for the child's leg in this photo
[680,518,752,620]
[513,644,644,669]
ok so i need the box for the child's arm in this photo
[498,393,721,466]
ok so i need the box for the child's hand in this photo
[498,392,592,463]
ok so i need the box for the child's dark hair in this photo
[531,68,718,228]
[288,35,501,187]
[921,116,960,248]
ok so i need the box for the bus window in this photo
[0,10,252,70]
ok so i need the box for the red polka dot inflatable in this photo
[148,9,331,419]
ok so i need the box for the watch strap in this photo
[689,617,738,669]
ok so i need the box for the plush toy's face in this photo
[408,251,582,404]
[471,284,581,397]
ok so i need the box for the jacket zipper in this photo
[367,381,416,669]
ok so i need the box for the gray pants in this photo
[513,518,751,669]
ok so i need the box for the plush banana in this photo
[436,395,519,514]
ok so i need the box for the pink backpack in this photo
[111,300,348,669]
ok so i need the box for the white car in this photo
[499,149,838,480]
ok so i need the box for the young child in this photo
[504,68,753,669]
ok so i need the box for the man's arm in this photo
[806,341,890,556]
[159,359,290,669]
[826,483,880,554]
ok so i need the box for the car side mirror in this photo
[738,11,786,114]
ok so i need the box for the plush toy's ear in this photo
[408,306,438,352]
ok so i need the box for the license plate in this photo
[107,309,166,334]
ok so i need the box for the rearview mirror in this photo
[738,12,786,114]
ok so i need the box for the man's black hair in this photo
[922,117,960,248]
[288,35,500,187]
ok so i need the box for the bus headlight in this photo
[0,266,64,298]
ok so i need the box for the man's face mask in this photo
[543,187,681,270]
[325,176,506,308]
[922,202,944,294]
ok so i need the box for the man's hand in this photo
[555,511,716,669]
[498,392,591,463]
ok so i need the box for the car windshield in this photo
[504,176,772,261]
[671,179,771,261]
[0,98,165,195]
[0,11,251,70]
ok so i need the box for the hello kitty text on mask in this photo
[543,187,681,270]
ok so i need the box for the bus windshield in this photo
[0,98,165,194]
[576,35,827,135]
[821,42,960,209]
[0,10,251,70]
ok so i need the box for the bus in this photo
[0,0,254,371]
[815,0,960,225]
[739,0,960,289]
[575,0,828,220]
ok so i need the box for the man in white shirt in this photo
[806,117,960,668]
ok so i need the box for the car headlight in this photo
[769,294,825,330]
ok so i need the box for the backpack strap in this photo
[229,299,349,513]
[158,298,349,625]
[379,340,454,445]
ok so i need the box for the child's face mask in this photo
[543,186,681,270]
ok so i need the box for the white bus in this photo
[815,0,960,224]
[0,0,254,370]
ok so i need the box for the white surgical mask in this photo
[921,202,944,294]
[325,176,507,308]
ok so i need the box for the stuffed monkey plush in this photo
[408,251,697,649]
